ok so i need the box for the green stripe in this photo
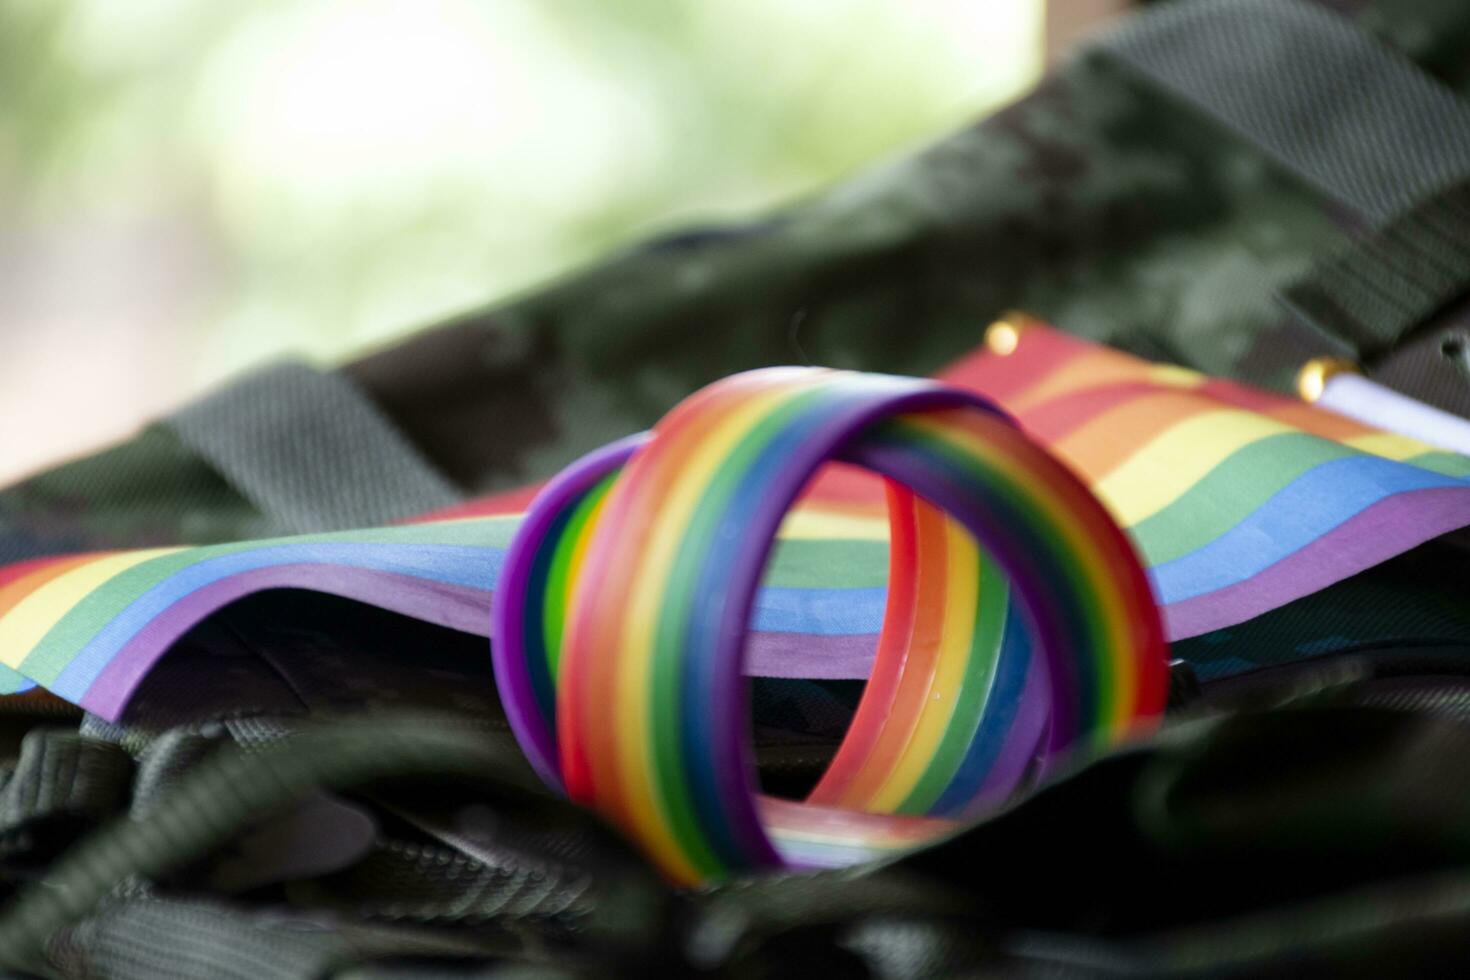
[1411,451,1470,478]
[20,519,520,682]
[184,516,521,550]
[306,516,521,547]
[1128,433,1352,565]
[885,418,1114,746]
[0,663,32,694]
[1128,436,1470,567]
[542,476,613,678]
[897,567,1007,814]
[762,538,887,588]
[651,386,826,875]
[23,546,264,683]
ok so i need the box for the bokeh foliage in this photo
[0,0,1040,384]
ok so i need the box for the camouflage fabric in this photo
[4,0,1470,976]
[8,675,1470,976]
[5,0,1470,557]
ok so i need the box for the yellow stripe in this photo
[547,487,612,679]
[567,490,610,585]
[866,516,977,810]
[1345,431,1438,461]
[416,514,522,527]
[911,413,1136,732]
[1008,349,1153,412]
[1147,364,1206,388]
[0,549,180,669]
[616,372,816,879]
[776,507,888,541]
[1092,410,1293,528]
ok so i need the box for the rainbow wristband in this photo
[492,367,1167,884]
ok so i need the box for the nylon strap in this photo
[59,899,356,980]
[1098,0,1470,225]
[0,717,638,973]
[1282,178,1470,359]
[166,362,461,533]
[0,731,130,842]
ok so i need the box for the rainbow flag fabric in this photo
[1,318,1467,719]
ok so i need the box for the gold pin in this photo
[1295,357,1357,403]
[984,311,1031,356]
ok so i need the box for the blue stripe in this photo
[45,542,505,698]
[1150,456,1468,604]
[749,586,886,634]
[931,602,1031,817]
[679,379,920,869]
[36,446,1457,710]
[680,388,861,870]
[0,663,36,695]
[21,549,890,705]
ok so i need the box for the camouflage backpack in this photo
[4,0,1470,976]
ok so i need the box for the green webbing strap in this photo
[303,837,594,925]
[59,898,357,980]
[1098,0,1470,225]
[1100,0,1470,366]
[0,717,654,975]
[55,892,537,980]
[166,362,462,533]
[0,731,130,844]
[1282,178,1470,360]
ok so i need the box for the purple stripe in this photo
[79,565,493,720]
[969,646,1048,815]
[743,631,876,679]
[63,486,1470,720]
[76,566,880,722]
[1163,487,1470,639]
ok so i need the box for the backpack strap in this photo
[1282,177,1470,361]
[1098,0,1470,225]
[166,362,461,533]
[0,730,130,850]
[1100,0,1470,399]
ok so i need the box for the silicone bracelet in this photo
[492,367,1167,884]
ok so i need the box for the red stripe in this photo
[560,373,780,828]
[937,324,1092,403]
[1015,380,1164,444]
[807,482,920,804]
[832,496,952,807]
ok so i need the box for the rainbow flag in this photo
[1,318,1467,718]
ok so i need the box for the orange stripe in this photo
[1017,380,1164,444]
[1261,400,1376,441]
[565,372,801,840]
[936,314,1092,403]
[807,483,920,805]
[942,408,1156,732]
[830,496,951,810]
[1050,389,1219,482]
[1005,346,1157,414]
[560,380,733,799]
[0,554,106,619]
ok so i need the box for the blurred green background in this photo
[0,0,1043,482]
